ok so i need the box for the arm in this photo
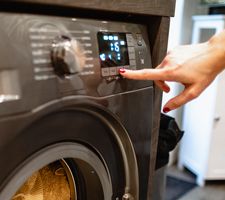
[119,30,225,112]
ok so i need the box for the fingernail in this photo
[119,68,126,73]
[163,107,171,113]
[164,87,170,93]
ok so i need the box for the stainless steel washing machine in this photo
[0,13,154,200]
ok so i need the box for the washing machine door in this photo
[0,105,138,200]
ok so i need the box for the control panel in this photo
[98,32,137,79]
[0,13,153,116]
[27,17,152,81]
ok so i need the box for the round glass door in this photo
[3,143,112,200]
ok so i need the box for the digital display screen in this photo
[97,32,129,67]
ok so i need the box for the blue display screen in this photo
[97,32,129,67]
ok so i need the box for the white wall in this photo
[164,0,207,165]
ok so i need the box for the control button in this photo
[109,67,117,76]
[51,35,85,77]
[101,68,110,77]
[137,40,142,46]
[136,34,143,46]
[128,47,135,53]
[138,50,143,56]
[126,34,134,47]
[138,50,145,65]
[128,52,136,60]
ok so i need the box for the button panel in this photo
[0,13,153,117]
[101,33,145,79]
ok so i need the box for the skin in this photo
[119,30,225,112]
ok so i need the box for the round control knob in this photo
[51,35,85,77]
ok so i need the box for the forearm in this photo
[208,30,225,74]
[119,29,225,111]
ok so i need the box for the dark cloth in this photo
[155,114,184,170]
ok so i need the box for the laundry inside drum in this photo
[11,160,76,200]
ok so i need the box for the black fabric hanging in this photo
[155,114,184,170]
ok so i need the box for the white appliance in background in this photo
[178,15,225,186]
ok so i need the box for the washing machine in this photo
[0,12,154,200]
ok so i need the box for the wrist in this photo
[208,30,225,73]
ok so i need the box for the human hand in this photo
[119,37,225,112]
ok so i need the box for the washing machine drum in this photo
[0,108,138,200]
[12,160,73,200]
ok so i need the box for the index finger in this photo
[163,84,202,112]
[119,68,168,81]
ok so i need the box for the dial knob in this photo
[51,35,85,77]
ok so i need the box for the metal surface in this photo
[0,12,154,200]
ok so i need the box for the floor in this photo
[167,165,225,200]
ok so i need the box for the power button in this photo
[136,34,143,46]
